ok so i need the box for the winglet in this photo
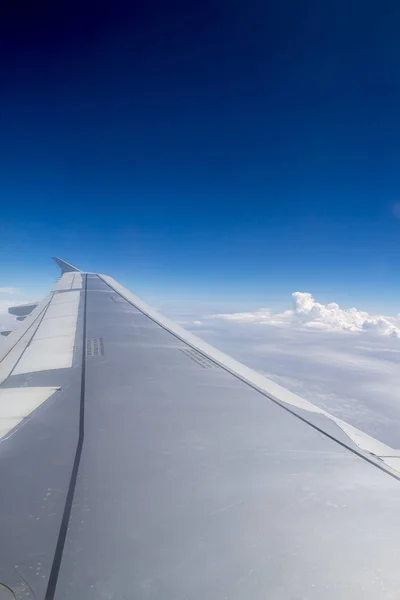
[52,257,81,274]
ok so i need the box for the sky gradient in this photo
[2,1,400,312]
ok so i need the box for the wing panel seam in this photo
[44,274,87,600]
[0,300,52,368]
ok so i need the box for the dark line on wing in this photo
[98,274,400,484]
[5,295,54,381]
[0,300,51,367]
[45,274,88,600]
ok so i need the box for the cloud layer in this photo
[212,291,400,337]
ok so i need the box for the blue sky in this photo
[2,0,400,312]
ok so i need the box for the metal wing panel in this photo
[52,274,400,600]
[0,295,52,383]
[0,272,86,599]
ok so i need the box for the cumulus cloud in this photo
[212,292,400,337]
[0,287,19,294]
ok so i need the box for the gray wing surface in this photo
[1,260,400,600]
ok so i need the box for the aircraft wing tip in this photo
[52,256,81,274]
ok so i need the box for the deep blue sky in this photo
[1,0,400,312]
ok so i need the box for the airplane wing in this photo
[1,257,400,600]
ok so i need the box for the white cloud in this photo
[0,287,33,335]
[212,291,400,337]
[0,306,19,333]
[0,300,21,314]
